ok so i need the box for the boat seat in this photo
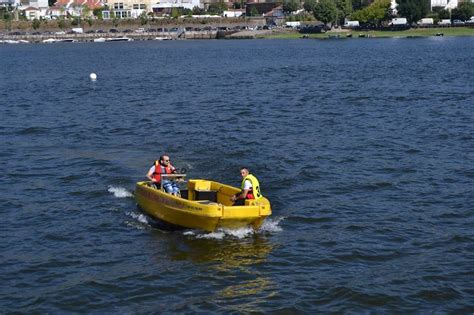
[195,190,217,202]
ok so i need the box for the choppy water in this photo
[1,38,473,312]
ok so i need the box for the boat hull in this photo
[135,180,271,232]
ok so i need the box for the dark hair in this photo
[160,155,170,162]
[240,167,249,172]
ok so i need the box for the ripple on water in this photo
[1,39,474,313]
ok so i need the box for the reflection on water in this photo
[170,235,275,271]
[168,235,277,307]
[215,277,278,313]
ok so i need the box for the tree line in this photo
[283,0,474,26]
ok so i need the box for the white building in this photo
[431,0,459,9]
[0,0,22,8]
[20,0,49,19]
[151,0,202,12]
[102,0,152,19]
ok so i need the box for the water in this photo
[1,38,473,312]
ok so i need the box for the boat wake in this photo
[125,211,150,230]
[182,216,285,240]
[108,186,133,198]
[125,209,285,238]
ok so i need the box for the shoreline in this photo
[262,26,474,39]
[1,27,474,43]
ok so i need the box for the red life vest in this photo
[152,161,174,183]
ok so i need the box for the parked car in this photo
[452,19,465,25]
[299,24,325,34]
[466,17,474,25]
[109,29,118,33]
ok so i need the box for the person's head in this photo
[240,167,249,178]
[160,155,171,166]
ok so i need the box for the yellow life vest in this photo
[241,174,263,200]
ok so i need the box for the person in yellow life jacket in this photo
[231,167,263,205]
[146,155,180,195]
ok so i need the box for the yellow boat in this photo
[135,178,271,232]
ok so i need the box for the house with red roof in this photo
[23,5,41,19]
[53,0,103,17]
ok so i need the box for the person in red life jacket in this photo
[231,167,263,205]
[146,155,180,195]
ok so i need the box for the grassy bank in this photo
[262,27,474,39]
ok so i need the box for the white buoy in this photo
[90,73,97,81]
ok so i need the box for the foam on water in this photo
[259,216,285,233]
[126,211,149,224]
[124,211,150,230]
[182,217,284,239]
[108,186,133,198]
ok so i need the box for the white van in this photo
[438,19,451,26]
[344,20,360,27]
[418,18,434,25]
[390,18,408,26]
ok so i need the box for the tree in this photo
[93,7,104,19]
[71,16,80,26]
[112,15,119,27]
[57,17,65,29]
[81,5,91,19]
[171,7,180,18]
[32,18,41,30]
[397,0,430,24]
[435,8,450,19]
[192,6,205,15]
[207,0,227,14]
[250,6,259,16]
[283,0,300,14]
[452,2,474,21]
[304,0,317,13]
[352,0,372,11]
[336,0,352,24]
[139,10,148,25]
[314,0,338,24]
[351,0,392,27]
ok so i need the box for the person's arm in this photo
[231,180,250,201]
[232,189,250,201]
[146,166,156,182]
[169,164,177,174]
